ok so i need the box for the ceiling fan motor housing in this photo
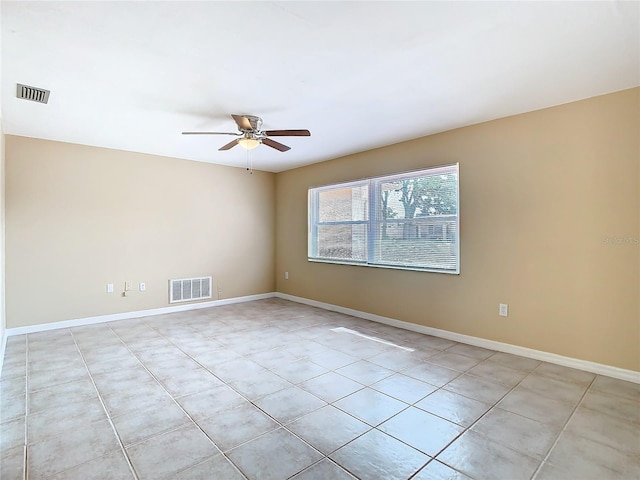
[242,115,263,132]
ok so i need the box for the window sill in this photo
[308,258,460,275]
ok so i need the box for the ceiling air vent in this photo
[16,83,50,104]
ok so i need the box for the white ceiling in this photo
[2,1,638,173]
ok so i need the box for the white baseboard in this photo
[5,293,276,336]
[276,293,640,384]
[4,290,638,384]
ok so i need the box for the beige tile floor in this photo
[0,298,638,479]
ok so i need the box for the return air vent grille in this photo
[169,276,212,304]
[16,83,50,104]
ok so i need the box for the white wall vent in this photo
[169,276,212,303]
[16,83,50,104]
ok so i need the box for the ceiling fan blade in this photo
[219,139,239,151]
[182,131,240,135]
[231,114,252,131]
[262,138,291,152]
[264,129,311,137]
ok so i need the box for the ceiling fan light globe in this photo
[238,138,261,150]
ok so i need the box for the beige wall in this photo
[6,137,275,327]
[276,88,640,371]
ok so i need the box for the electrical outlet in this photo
[499,303,509,317]
[139,282,146,292]
[285,271,289,280]
[106,283,114,293]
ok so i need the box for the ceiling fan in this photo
[182,114,311,152]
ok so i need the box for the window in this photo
[308,164,459,273]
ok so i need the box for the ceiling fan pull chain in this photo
[246,148,253,174]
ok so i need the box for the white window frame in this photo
[308,163,459,274]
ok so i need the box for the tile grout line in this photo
[20,315,534,480]
[101,326,212,457]
[170,326,370,414]
[215,323,444,478]
[144,318,353,479]
[403,358,547,479]
[10,301,634,480]
[529,374,598,480]
[13,315,361,480]
[163,318,480,480]
[293,328,485,478]
[23,335,29,480]
[106,321,250,480]
[140,317,379,479]
[13,318,446,480]
[69,329,140,480]
[409,374,525,477]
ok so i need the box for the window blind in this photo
[308,164,459,274]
